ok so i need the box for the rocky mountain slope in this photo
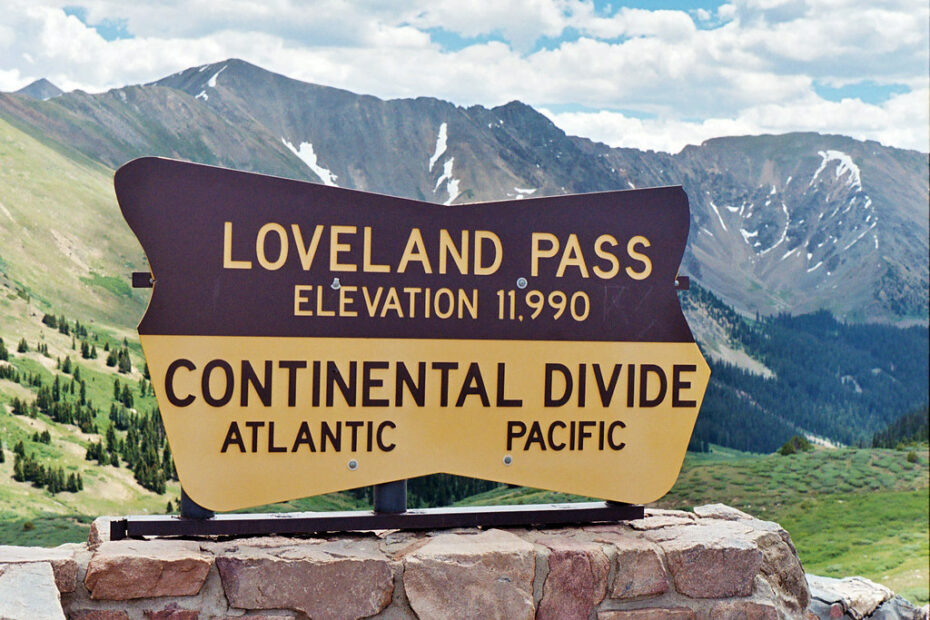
[1,58,926,323]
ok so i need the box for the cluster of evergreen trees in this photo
[85,401,175,495]
[2,313,151,496]
[104,339,133,374]
[407,474,500,508]
[10,440,84,493]
[30,361,97,433]
[872,407,930,449]
[681,286,930,452]
[342,474,501,508]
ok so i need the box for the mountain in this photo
[14,78,63,101]
[1,59,925,325]
[0,115,149,328]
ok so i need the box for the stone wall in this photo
[1,504,815,619]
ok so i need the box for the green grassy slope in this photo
[0,116,149,328]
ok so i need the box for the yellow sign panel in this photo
[115,157,710,511]
[143,336,708,511]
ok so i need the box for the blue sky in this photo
[2,0,927,152]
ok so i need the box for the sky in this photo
[0,0,927,154]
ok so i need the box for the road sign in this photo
[115,157,709,511]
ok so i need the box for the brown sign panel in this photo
[115,157,710,511]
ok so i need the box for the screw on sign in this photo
[116,157,709,512]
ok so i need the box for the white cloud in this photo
[0,0,926,153]
[543,86,930,153]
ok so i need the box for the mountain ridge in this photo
[0,58,927,324]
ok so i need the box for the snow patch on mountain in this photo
[282,138,338,186]
[429,123,448,172]
[811,150,862,191]
[435,158,461,205]
[708,200,727,231]
[843,222,878,251]
[756,202,791,257]
[513,187,537,199]
[207,65,227,89]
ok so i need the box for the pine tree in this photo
[13,455,24,482]
[121,384,133,409]
[106,426,118,454]
[17,338,27,353]
[117,348,132,374]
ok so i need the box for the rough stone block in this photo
[692,503,756,521]
[630,509,698,531]
[84,540,212,600]
[536,536,609,619]
[87,517,115,549]
[215,616,299,620]
[705,600,779,619]
[143,602,199,619]
[598,608,695,619]
[404,529,536,620]
[68,611,131,620]
[807,574,895,620]
[0,544,79,593]
[755,530,809,613]
[645,520,763,598]
[0,562,65,620]
[216,537,393,620]
[596,534,669,600]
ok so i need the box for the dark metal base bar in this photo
[111,502,643,540]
